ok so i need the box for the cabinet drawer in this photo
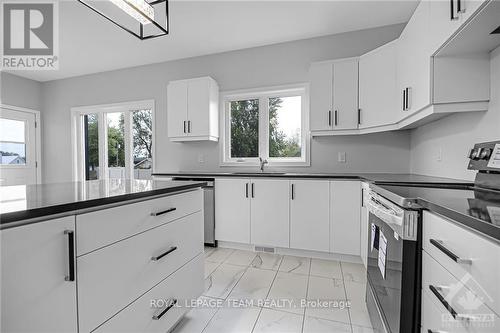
[423,211,500,316]
[77,211,203,333]
[421,288,467,333]
[77,189,202,255]
[422,251,499,331]
[94,254,204,333]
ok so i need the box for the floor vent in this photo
[254,246,275,253]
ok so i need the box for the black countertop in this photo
[372,184,500,242]
[0,179,206,228]
[153,172,472,185]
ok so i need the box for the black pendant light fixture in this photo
[78,0,168,40]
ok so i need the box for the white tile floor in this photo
[172,247,375,333]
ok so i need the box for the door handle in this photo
[402,89,406,110]
[151,207,177,216]
[245,183,249,198]
[328,110,332,126]
[152,299,177,320]
[151,246,178,261]
[64,230,75,282]
[334,110,338,126]
[188,120,191,133]
[183,121,187,133]
[358,109,361,125]
[291,184,295,200]
[251,183,255,198]
[406,87,411,110]
[429,239,472,265]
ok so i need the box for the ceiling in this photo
[10,0,418,82]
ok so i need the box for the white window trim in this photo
[220,83,310,167]
[70,99,155,182]
[0,104,42,184]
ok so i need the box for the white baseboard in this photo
[216,241,362,264]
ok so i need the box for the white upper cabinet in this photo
[1,217,78,333]
[290,180,330,252]
[396,0,432,118]
[167,76,219,142]
[310,58,359,132]
[358,40,398,129]
[250,179,290,248]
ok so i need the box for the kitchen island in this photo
[0,179,206,333]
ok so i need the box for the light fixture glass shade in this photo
[78,0,168,40]
[109,0,155,25]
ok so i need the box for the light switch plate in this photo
[338,152,346,163]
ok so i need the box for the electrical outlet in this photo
[338,152,346,163]
[198,154,205,164]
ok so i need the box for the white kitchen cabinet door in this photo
[309,62,333,131]
[168,77,219,141]
[290,180,329,252]
[429,0,464,52]
[0,217,78,333]
[250,179,290,248]
[396,0,432,118]
[332,59,359,130]
[330,181,361,256]
[215,178,251,244]
[187,78,210,137]
[358,41,398,128]
[167,80,188,138]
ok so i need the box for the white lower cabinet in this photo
[250,179,290,248]
[330,181,361,256]
[290,180,330,252]
[215,178,251,243]
[0,217,78,333]
[94,254,204,333]
[77,211,203,333]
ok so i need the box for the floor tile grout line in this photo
[301,257,312,333]
[250,305,264,333]
[339,261,354,333]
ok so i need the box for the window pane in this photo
[0,142,26,165]
[83,114,99,180]
[230,99,259,158]
[132,109,153,180]
[0,118,25,142]
[269,96,302,158]
[107,112,125,179]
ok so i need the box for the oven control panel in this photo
[468,141,500,171]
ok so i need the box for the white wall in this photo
[34,24,411,183]
[410,46,500,181]
[0,72,42,110]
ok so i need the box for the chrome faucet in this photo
[259,157,268,172]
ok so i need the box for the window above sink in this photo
[220,83,310,167]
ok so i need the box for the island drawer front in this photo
[423,211,500,316]
[93,254,204,333]
[422,250,499,326]
[76,189,202,255]
[77,211,203,333]
[421,287,467,333]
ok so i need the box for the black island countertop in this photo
[0,179,206,228]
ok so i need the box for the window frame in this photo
[221,83,310,167]
[70,99,155,181]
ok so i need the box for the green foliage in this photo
[230,99,259,158]
[230,97,301,159]
[132,109,152,159]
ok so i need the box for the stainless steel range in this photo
[365,140,500,333]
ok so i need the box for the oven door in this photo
[366,192,420,333]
